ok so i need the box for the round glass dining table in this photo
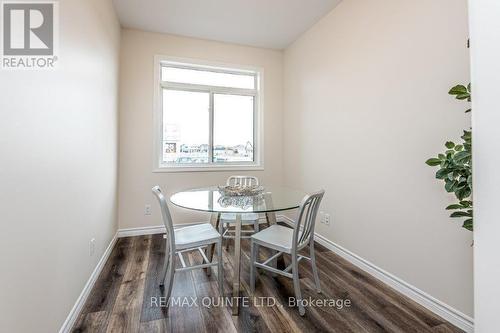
[170,185,306,213]
[170,185,306,315]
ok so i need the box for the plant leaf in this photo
[436,169,449,179]
[450,211,472,218]
[426,158,442,166]
[454,151,471,162]
[462,218,473,231]
[446,204,464,210]
[445,180,456,192]
[449,85,467,95]
[445,141,455,149]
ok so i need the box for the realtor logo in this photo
[1,1,58,69]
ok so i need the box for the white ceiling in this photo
[112,0,342,49]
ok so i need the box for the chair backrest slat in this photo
[293,190,325,251]
[152,186,176,251]
[227,176,259,188]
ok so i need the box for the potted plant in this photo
[425,84,472,231]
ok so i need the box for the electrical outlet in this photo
[319,212,331,225]
[89,238,96,256]
[145,204,152,215]
[324,213,331,225]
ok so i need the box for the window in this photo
[154,57,262,171]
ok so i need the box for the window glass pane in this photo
[162,89,209,164]
[213,94,254,163]
[162,66,255,89]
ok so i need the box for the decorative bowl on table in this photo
[217,185,265,209]
[217,192,265,210]
[218,185,265,197]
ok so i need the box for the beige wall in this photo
[0,0,120,332]
[118,29,284,229]
[283,0,473,316]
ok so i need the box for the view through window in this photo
[159,62,259,167]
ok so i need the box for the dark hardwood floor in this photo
[72,228,463,333]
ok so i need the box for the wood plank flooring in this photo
[72,228,463,333]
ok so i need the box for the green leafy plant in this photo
[426,84,472,231]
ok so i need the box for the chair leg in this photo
[310,242,321,293]
[217,240,224,297]
[254,219,259,233]
[224,223,231,250]
[250,241,257,293]
[163,254,175,311]
[160,239,170,286]
[206,214,220,276]
[160,256,169,286]
[265,213,271,228]
[218,219,224,235]
[292,254,305,316]
[268,249,278,277]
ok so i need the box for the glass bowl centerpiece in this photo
[217,184,265,210]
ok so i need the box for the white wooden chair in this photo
[220,176,269,244]
[152,186,224,309]
[249,190,325,316]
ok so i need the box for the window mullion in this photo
[208,91,214,164]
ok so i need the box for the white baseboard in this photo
[276,215,473,333]
[117,225,166,237]
[59,233,118,333]
[116,222,207,238]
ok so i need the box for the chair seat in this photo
[220,212,259,223]
[251,224,294,253]
[174,223,220,250]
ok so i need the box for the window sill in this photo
[153,164,264,173]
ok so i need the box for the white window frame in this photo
[153,55,264,172]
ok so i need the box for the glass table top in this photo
[170,186,306,213]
